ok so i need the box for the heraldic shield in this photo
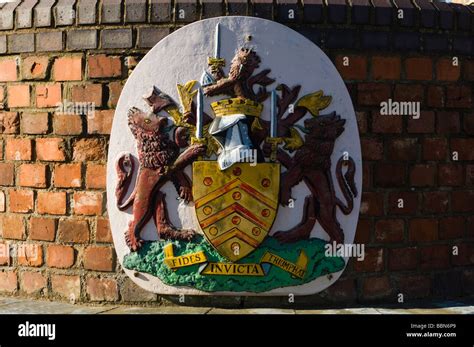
[193,161,280,262]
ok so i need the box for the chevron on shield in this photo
[193,161,280,262]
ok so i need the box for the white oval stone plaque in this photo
[107,16,362,296]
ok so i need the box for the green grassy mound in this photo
[123,235,345,292]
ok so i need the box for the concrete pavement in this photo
[0,296,473,314]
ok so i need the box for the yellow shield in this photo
[193,161,280,262]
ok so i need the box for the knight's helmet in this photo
[208,97,263,171]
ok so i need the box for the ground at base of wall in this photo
[0,296,473,314]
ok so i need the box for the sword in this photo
[195,87,204,140]
[266,89,283,162]
[191,86,206,151]
[200,23,225,87]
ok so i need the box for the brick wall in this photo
[0,0,472,306]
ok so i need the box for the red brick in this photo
[86,277,118,301]
[0,58,18,82]
[346,82,356,102]
[46,245,74,268]
[37,191,66,215]
[51,274,80,299]
[20,271,47,294]
[125,56,138,68]
[54,163,82,188]
[410,164,435,187]
[356,112,367,134]
[53,113,83,135]
[325,278,356,301]
[5,138,32,161]
[405,57,433,80]
[420,245,450,270]
[407,111,434,134]
[0,87,4,106]
[468,216,474,237]
[72,138,106,161]
[426,86,444,108]
[21,113,49,134]
[362,162,371,189]
[0,271,17,293]
[436,58,460,81]
[465,59,474,81]
[36,84,62,108]
[18,164,47,188]
[450,139,474,161]
[388,192,418,214]
[58,219,90,243]
[21,56,50,80]
[108,81,123,107]
[422,191,448,213]
[1,215,25,240]
[53,56,82,81]
[9,189,34,213]
[361,138,383,161]
[372,56,401,80]
[372,111,402,133]
[462,270,474,295]
[353,248,384,272]
[0,191,4,212]
[398,275,431,298]
[452,243,474,266]
[0,162,15,186]
[362,276,392,299]
[88,55,122,78]
[7,85,30,108]
[36,138,66,161]
[18,244,43,267]
[0,241,10,265]
[436,111,460,134]
[29,217,56,241]
[83,246,114,271]
[358,84,391,106]
[355,218,371,244]
[375,162,406,187]
[86,164,106,189]
[423,138,447,161]
[446,85,472,108]
[375,219,404,243]
[71,84,103,106]
[386,138,418,161]
[335,55,367,80]
[388,247,417,271]
[464,113,474,136]
[88,110,114,135]
[96,218,112,242]
[393,84,424,103]
[439,217,465,240]
[467,165,474,186]
[360,192,384,216]
[0,112,20,134]
[452,191,474,212]
[409,218,438,242]
[438,163,463,186]
[0,246,12,270]
[73,192,103,215]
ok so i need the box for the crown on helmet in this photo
[210,98,263,118]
